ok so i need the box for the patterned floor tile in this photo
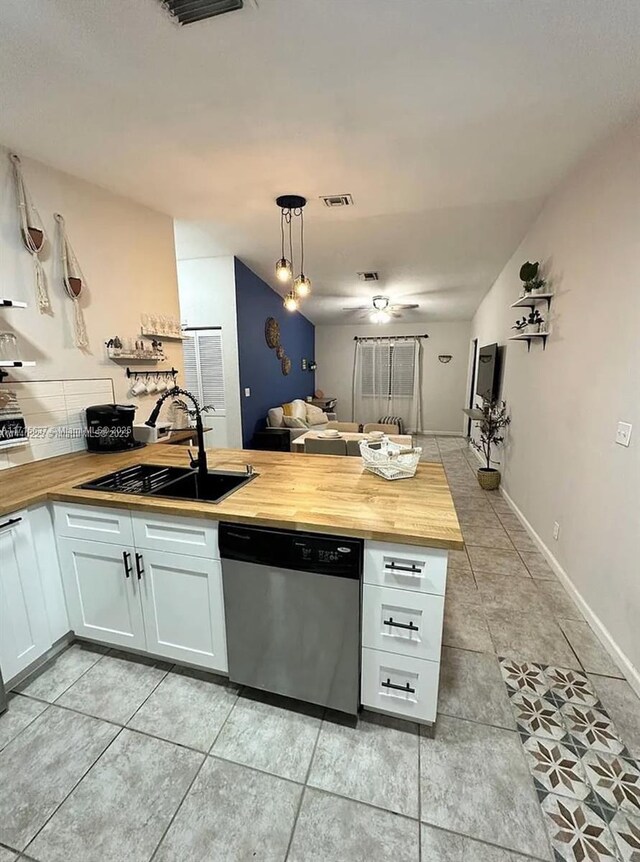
[510,691,567,741]
[500,658,549,697]
[609,809,640,861]
[582,750,640,815]
[562,703,625,755]
[523,737,591,800]
[541,794,619,861]
[544,666,599,708]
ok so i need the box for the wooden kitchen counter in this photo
[0,446,462,549]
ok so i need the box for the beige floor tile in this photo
[588,674,640,759]
[462,526,514,550]
[508,531,539,554]
[485,609,581,668]
[475,571,550,617]
[559,620,624,678]
[535,580,584,621]
[519,551,556,579]
[467,546,530,578]
[447,548,472,574]
[443,593,494,653]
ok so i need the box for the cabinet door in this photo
[136,549,227,673]
[57,537,146,650]
[0,514,50,682]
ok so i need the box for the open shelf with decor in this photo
[107,350,165,362]
[140,328,191,341]
[0,299,28,308]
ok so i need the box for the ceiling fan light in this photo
[372,295,389,311]
[283,291,299,312]
[294,274,311,297]
[275,258,292,282]
[371,310,390,324]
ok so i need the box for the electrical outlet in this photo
[616,421,632,447]
[244,388,251,397]
[553,522,560,541]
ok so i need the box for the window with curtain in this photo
[359,341,416,398]
[182,328,226,415]
[352,337,423,432]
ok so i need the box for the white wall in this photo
[176,255,243,449]
[315,321,471,433]
[0,146,182,464]
[471,117,640,683]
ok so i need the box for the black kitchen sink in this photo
[147,470,256,503]
[78,464,256,503]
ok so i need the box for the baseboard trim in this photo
[500,487,640,698]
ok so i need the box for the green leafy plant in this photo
[512,317,527,331]
[476,398,511,471]
[519,260,547,294]
[172,398,216,420]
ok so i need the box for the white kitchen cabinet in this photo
[54,505,227,673]
[362,583,445,663]
[30,503,69,641]
[362,539,448,726]
[0,512,51,682]
[57,536,147,650]
[137,549,227,672]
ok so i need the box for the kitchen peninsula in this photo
[0,445,462,726]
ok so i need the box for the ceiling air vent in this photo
[357,271,379,282]
[161,0,244,25]
[320,194,354,208]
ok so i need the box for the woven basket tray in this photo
[359,439,422,480]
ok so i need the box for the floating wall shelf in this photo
[0,360,36,368]
[511,293,554,311]
[0,299,28,308]
[508,332,550,352]
[140,328,191,341]
[107,351,165,362]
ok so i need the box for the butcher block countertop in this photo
[0,445,463,550]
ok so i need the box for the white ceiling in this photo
[1,0,639,324]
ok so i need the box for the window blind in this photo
[182,329,226,415]
[359,341,415,398]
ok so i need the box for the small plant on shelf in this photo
[527,308,544,332]
[474,398,511,490]
[512,317,528,332]
[519,261,547,295]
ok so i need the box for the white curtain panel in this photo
[351,337,423,432]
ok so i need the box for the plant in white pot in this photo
[475,399,511,490]
[519,261,547,295]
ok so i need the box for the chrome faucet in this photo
[146,387,208,482]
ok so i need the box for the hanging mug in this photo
[146,374,158,395]
[130,377,147,397]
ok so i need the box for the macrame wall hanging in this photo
[53,213,89,349]
[9,153,51,313]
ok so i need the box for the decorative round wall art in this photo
[281,355,292,376]
[276,345,284,359]
[265,317,280,349]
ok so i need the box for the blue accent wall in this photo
[234,258,315,447]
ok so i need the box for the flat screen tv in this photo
[475,343,500,402]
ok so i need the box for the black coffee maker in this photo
[85,404,145,453]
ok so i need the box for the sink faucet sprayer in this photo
[146,387,209,482]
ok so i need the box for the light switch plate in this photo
[616,421,632,447]
[244,388,251,397]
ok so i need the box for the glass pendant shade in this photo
[294,274,311,297]
[283,291,299,312]
[371,310,390,324]
[275,258,292,282]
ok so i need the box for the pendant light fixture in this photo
[275,195,311,310]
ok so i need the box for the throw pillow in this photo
[305,404,329,426]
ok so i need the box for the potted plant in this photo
[475,399,511,490]
[519,261,547,295]
[525,308,544,333]
[512,317,527,333]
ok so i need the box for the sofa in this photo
[266,399,337,446]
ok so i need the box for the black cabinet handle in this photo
[0,516,22,531]
[382,678,416,694]
[385,562,422,574]
[383,616,419,632]
[135,552,144,581]
[122,551,132,579]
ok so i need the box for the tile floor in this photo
[0,436,638,862]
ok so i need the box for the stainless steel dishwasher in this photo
[219,523,362,715]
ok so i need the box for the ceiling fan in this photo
[342,295,419,324]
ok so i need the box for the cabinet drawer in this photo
[364,540,447,595]
[132,511,218,559]
[362,584,444,662]
[54,503,133,545]
[361,647,439,724]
